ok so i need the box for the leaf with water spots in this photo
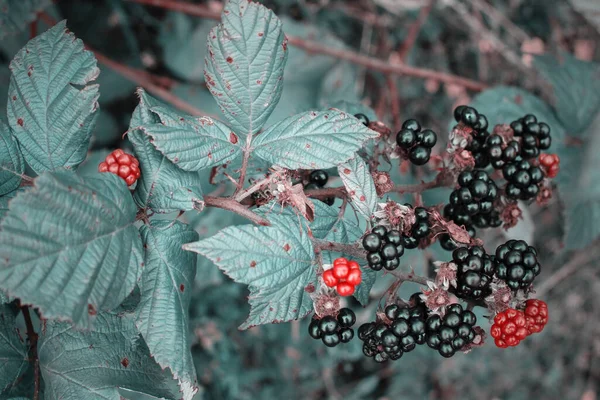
[252,110,379,169]
[183,222,315,329]
[7,21,99,173]
[135,220,200,397]
[0,171,143,328]
[204,0,287,137]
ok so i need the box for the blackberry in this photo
[510,114,552,159]
[362,226,404,271]
[425,303,477,357]
[485,134,521,169]
[308,308,356,347]
[354,113,370,127]
[471,210,502,229]
[359,298,427,362]
[452,246,495,300]
[494,240,541,290]
[453,106,490,168]
[446,170,498,227]
[503,159,544,200]
[402,206,431,249]
[306,170,335,205]
[396,119,437,166]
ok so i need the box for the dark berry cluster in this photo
[362,208,430,270]
[308,308,356,347]
[452,246,495,300]
[445,170,499,228]
[358,294,427,362]
[510,114,551,159]
[503,159,544,200]
[425,304,478,358]
[396,119,437,166]
[485,134,521,170]
[305,170,334,205]
[453,106,490,168]
[494,239,541,290]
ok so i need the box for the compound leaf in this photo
[136,220,199,395]
[252,110,379,169]
[132,90,241,172]
[39,311,176,400]
[0,299,28,395]
[129,90,204,213]
[7,21,100,173]
[183,223,315,329]
[338,156,377,221]
[0,118,24,195]
[0,171,143,328]
[204,0,287,137]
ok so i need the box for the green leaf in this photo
[183,223,315,329]
[132,89,241,172]
[0,0,51,39]
[7,21,99,174]
[129,90,204,213]
[338,156,377,221]
[0,118,24,195]
[353,265,376,306]
[136,220,199,395]
[0,301,28,395]
[39,311,176,400]
[0,189,20,220]
[252,110,379,169]
[204,0,288,137]
[534,53,600,134]
[0,171,143,328]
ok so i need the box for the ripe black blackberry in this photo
[485,134,521,170]
[446,170,498,227]
[510,114,552,158]
[305,170,335,206]
[425,304,477,358]
[308,308,356,347]
[451,246,495,300]
[503,159,544,200]
[402,206,431,250]
[362,226,404,271]
[359,297,427,362]
[494,240,541,290]
[454,106,490,169]
[396,119,437,166]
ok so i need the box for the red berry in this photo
[346,268,362,286]
[337,282,355,297]
[98,149,141,186]
[490,308,529,348]
[333,257,348,267]
[539,153,559,178]
[524,299,548,334]
[322,270,338,287]
[348,261,360,270]
[333,264,350,280]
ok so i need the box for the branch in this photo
[21,306,40,400]
[127,0,488,91]
[204,195,270,226]
[387,270,432,286]
[397,0,436,60]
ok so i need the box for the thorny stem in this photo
[204,195,270,226]
[21,306,40,400]
[127,0,488,91]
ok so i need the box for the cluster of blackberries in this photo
[485,134,521,170]
[452,246,495,300]
[396,119,437,165]
[446,170,499,227]
[454,106,490,169]
[308,308,356,347]
[510,114,551,159]
[305,170,334,206]
[494,239,541,290]
[425,304,478,358]
[358,294,427,362]
[503,159,544,200]
[362,208,430,270]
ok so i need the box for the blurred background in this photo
[2,0,599,399]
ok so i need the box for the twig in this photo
[233,135,253,196]
[128,0,488,91]
[397,0,436,60]
[387,270,432,286]
[204,195,270,226]
[21,306,40,400]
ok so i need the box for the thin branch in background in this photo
[21,306,40,400]
[397,0,436,61]
[127,0,488,92]
[470,0,531,44]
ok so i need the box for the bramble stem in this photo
[21,306,40,400]
[204,195,270,226]
[127,0,488,91]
